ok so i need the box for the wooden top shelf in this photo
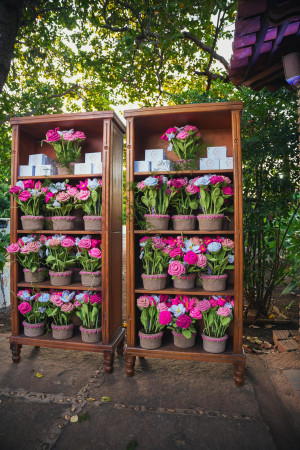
[17,230,101,235]
[134,169,233,176]
[134,230,234,235]
[135,287,234,296]
[18,174,101,180]
[17,281,102,291]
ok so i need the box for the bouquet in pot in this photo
[137,294,167,349]
[42,127,86,174]
[139,236,171,290]
[45,235,77,286]
[10,180,45,230]
[17,289,49,336]
[46,182,76,230]
[76,237,102,287]
[75,291,102,342]
[161,125,204,168]
[6,235,47,282]
[74,178,102,231]
[168,178,199,230]
[200,237,234,291]
[136,175,176,230]
[46,290,76,339]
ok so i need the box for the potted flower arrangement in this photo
[6,235,47,282]
[74,291,102,342]
[10,180,45,230]
[167,237,205,289]
[161,125,204,169]
[169,178,199,230]
[46,182,76,231]
[191,175,234,231]
[139,236,170,290]
[46,290,76,339]
[200,238,234,291]
[136,175,176,230]
[74,178,102,231]
[76,237,102,287]
[197,297,234,353]
[17,289,48,337]
[159,295,201,348]
[45,235,76,286]
[42,127,86,175]
[137,294,166,349]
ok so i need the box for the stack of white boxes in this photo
[19,154,57,176]
[134,149,174,172]
[74,152,102,175]
[200,147,233,170]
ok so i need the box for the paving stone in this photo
[284,369,300,392]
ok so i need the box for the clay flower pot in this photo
[202,333,228,353]
[21,215,44,231]
[141,273,167,291]
[83,216,102,231]
[144,214,169,230]
[51,323,74,340]
[57,165,74,175]
[172,331,196,348]
[197,214,224,231]
[52,216,76,231]
[23,321,45,337]
[172,215,196,231]
[173,274,196,290]
[79,326,102,343]
[200,274,227,291]
[49,270,72,286]
[71,267,82,283]
[138,330,163,349]
[80,271,101,287]
[23,268,47,283]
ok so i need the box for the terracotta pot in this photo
[172,331,196,348]
[23,268,46,283]
[197,214,224,231]
[138,330,163,349]
[200,274,227,291]
[51,323,74,340]
[141,273,167,291]
[44,217,53,230]
[144,214,169,230]
[173,274,196,290]
[23,321,45,337]
[202,333,228,353]
[80,271,101,287]
[21,216,44,231]
[83,216,102,231]
[57,165,74,175]
[71,267,82,283]
[172,215,196,231]
[49,270,72,286]
[52,216,76,231]
[80,326,102,343]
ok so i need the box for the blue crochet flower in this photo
[61,291,75,303]
[144,176,158,187]
[228,255,234,264]
[39,293,50,303]
[38,307,46,314]
[182,239,200,253]
[169,304,186,318]
[194,176,211,186]
[207,242,222,253]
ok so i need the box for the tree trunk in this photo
[0,0,24,94]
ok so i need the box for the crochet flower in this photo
[77,238,92,249]
[190,237,203,246]
[184,125,197,132]
[137,296,150,309]
[73,131,86,139]
[48,238,61,247]
[88,248,102,258]
[76,190,90,201]
[157,302,169,312]
[209,176,224,185]
[193,176,211,186]
[210,298,218,308]
[144,176,158,187]
[67,187,79,196]
[207,242,222,253]
[222,239,234,249]
[176,130,188,140]
[46,127,60,142]
[169,303,186,318]
[27,242,40,252]
[196,299,211,312]
[182,239,200,253]
[61,238,75,248]
[50,295,63,307]
[18,191,31,201]
[90,294,102,304]
[183,251,198,265]
[197,254,207,268]
[169,247,183,258]
[158,310,172,325]
[176,315,191,329]
[61,302,74,312]
[61,291,75,303]
[228,255,234,264]
[190,308,203,319]
[18,301,32,315]
[217,306,232,317]
[38,293,50,303]
[168,261,185,277]
[223,186,234,196]
[9,185,22,194]
[56,191,70,203]
[6,243,19,254]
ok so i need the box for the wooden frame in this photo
[124,102,246,385]
[9,112,125,373]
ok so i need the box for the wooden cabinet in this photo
[9,112,125,373]
[124,103,246,385]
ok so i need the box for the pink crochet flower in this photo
[6,243,20,254]
[152,237,165,249]
[168,261,185,277]
[63,132,76,141]
[20,245,30,254]
[137,181,145,190]
[183,251,198,265]
[209,176,224,185]
[56,191,70,203]
[61,302,74,312]
[223,177,231,184]
[67,187,79,196]
[197,254,207,268]
[50,295,63,307]
[74,300,82,307]
[78,238,92,249]
[23,180,35,189]
[184,125,197,132]
[76,190,90,201]
[222,239,234,249]
[90,294,102,304]
[163,237,176,248]
[18,301,32,315]
[210,298,218,308]
[223,186,234,196]
[157,302,168,312]
[190,237,203,246]
[27,242,40,253]
[73,131,86,139]
[137,296,150,309]
[18,190,31,201]
[186,184,199,195]
[35,181,42,190]
[48,238,61,247]
[88,248,102,258]
[45,192,55,203]
[190,308,203,319]
[218,297,226,307]
[196,299,211,312]
[217,306,232,317]
[61,238,75,248]
[169,247,183,258]
[176,130,188,140]
[9,185,22,194]
[41,187,49,193]
[176,315,191,329]
[159,310,172,325]
[46,127,61,142]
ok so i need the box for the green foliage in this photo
[0,184,10,218]
[0,231,10,272]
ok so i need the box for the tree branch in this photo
[182,31,229,70]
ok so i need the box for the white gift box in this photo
[92,162,102,174]
[219,157,233,169]
[19,165,35,176]
[74,163,92,174]
[85,152,102,164]
[28,154,49,165]
[151,160,174,171]
[200,158,220,170]
[207,146,227,159]
[145,149,165,162]
[134,161,151,172]
[35,165,57,176]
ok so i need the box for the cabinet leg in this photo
[10,343,22,363]
[125,355,136,377]
[234,360,245,386]
[117,338,125,356]
[103,351,114,374]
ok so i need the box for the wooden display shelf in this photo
[125,102,246,385]
[10,111,125,373]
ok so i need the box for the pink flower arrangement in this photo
[9,180,45,216]
[7,235,45,274]
[74,178,102,216]
[200,296,234,338]
[136,294,166,334]
[190,174,233,215]
[77,237,102,273]
[164,295,198,339]
[160,125,203,162]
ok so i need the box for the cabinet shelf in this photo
[18,174,101,180]
[135,286,234,296]
[134,169,233,176]
[17,230,101,235]
[17,281,102,291]
[134,230,234,235]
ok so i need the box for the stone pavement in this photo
[0,332,299,450]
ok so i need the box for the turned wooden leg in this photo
[234,360,245,386]
[117,338,125,356]
[103,351,114,374]
[10,343,22,363]
[125,355,136,377]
